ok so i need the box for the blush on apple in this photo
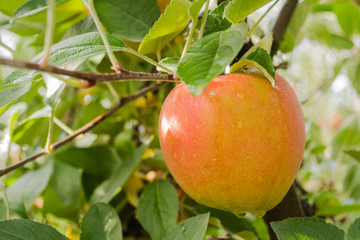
[159,73,305,217]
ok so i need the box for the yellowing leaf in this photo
[123,176,144,207]
[133,97,147,109]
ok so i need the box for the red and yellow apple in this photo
[158,72,305,217]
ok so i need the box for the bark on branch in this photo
[0,58,177,86]
[271,0,299,56]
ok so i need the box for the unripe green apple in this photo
[159,73,305,217]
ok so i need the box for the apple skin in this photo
[158,73,305,217]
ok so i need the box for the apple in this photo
[158,72,305,217]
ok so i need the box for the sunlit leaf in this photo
[177,22,248,95]
[138,0,191,54]
[230,47,275,87]
[224,0,272,23]
[12,0,67,20]
[204,1,231,36]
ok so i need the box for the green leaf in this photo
[271,217,345,240]
[308,23,353,50]
[224,0,272,24]
[12,106,51,145]
[344,149,360,162]
[163,213,210,240]
[90,145,147,203]
[316,204,360,216]
[42,186,80,219]
[157,57,180,72]
[138,0,191,54]
[241,33,273,59]
[52,160,81,205]
[54,146,121,179]
[230,47,275,87]
[347,217,360,240]
[0,0,27,16]
[62,16,97,39]
[80,203,122,240]
[0,32,129,109]
[333,1,360,35]
[177,22,248,95]
[42,32,129,66]
[279,31,295,53]
[348,54,360,95]
[184,198,257,234]
[204,1,232,36]
[137,180,179,240]
[0,219,70,240]
[94,0,160,42]
[2,32,128,87]
[6,162,53,217]
[12,0,67,20]
[328,34,354,49]
[279,0,319,53]
[0,82,31,110]
[332,121,360,158]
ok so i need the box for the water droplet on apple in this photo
[234,211,247,218]
[253,210,266,218]
[211,158,217,161]
[237,121,243,128]
[237,91,245,99]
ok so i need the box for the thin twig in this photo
[0,82,166,177]
[0,57,177,86]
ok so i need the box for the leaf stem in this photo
[198,0,210,39]
[45,105,56,153]
[41,0,56,68]
[247,0,279,37]
[0,42,21,59]
[181,8,200,59]
[54,117,74,135]
[105,82,120,99]
[3,188,10,219]
[87,0,122,73]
